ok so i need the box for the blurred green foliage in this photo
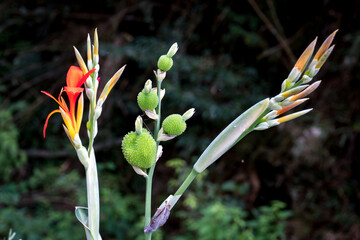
[0,0,359,239]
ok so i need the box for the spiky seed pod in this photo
[122,129,157,169]
[162,114,186,136]
[137,90,159,111]
[157,55,173,72]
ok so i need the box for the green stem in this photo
[144,80,162,240]
[174,168,199,196]
[86,149,101,240]
[169,108,270,210]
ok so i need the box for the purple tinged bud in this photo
[144,203,171,233]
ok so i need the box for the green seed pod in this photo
[162,114,186,136]
[157,55,173,72]
[122,129,157,169]
[137,90,159,111]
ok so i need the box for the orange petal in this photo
[66,66,84,88]
[294,38,317,72]
[290,81,321,102]
[60,107,76,139]
[277,98,309,116]
[76,92,84,134]
[277,109,313,123]
[78,68,96,87]
[314,30,338,60]
[99,65,126,101]
[41,91,62,106]
[43,109,61,138]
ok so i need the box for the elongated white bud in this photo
[73,46,88,74]
[277,109,313,124]
[144,79,152,93]
[86,88,94,100]
[85,76,93,89]
[135,116,143,135]
[167,42,179,57]
[182,108,195,121]
[87,34,93,70]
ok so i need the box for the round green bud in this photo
[162,114,187,136]
[122,129,156,169]
[137,90,159,111]
[157,55,173,72]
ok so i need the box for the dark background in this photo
[0,0,359,239]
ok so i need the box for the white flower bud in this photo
[95,63,100,73]
[135,116,143,135]
[144,79,152,93]
[86,88,94,99]
[182,108,195,121]
[166,42,179,57]
[94,55,99,65]
[85,76,93,89]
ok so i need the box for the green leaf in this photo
[193,98,269,173]
[75,206,95,240]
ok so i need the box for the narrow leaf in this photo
[75,206,95,240]
[193,98,269,173]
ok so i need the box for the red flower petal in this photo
[66,66,83,88]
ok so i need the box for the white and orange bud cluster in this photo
[256,30,337,131]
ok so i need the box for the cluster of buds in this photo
[254,30,337,131]
[122,43,196,178]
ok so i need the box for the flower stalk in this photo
[144,76,162,240]
[42,29,125,240]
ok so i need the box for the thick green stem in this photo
[144,80,162,240]
[174,168,199,196]
[86,150,101,240]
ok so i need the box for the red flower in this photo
[42,66,95,139]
